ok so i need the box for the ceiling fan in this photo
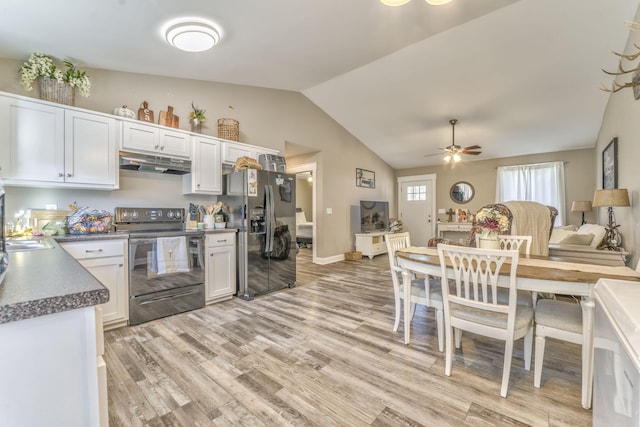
[426,119,482,163]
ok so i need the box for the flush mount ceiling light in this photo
[381,0,452,5]
[165,21,220,52]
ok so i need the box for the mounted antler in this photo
[601,24,640,94]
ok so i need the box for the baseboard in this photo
[315,254,346,265]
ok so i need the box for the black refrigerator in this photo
[218,169,296,299]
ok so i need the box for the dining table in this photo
[395,245,640,409]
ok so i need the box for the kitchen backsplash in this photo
[5,170,217,222]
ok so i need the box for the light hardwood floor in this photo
[105,249,591,426]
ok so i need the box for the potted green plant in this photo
[19,52,91,105]
[189,102,206,133]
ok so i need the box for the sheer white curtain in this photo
[495,161,565,225]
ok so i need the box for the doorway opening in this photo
[287,162,318,264]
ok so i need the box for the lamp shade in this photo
[592,188,630,207]
[571,201,592,212]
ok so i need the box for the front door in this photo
[398,175,436,246]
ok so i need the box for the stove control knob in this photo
[175,211,182,219]
[121,210,129,219]
[167,210,174,219]
[131,210,139,219]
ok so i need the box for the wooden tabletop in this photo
[396,246,640,284]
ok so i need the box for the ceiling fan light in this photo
[453,153,461,162]
[444,154,451,162]
[425,0,453,5]
[380,0,412,6]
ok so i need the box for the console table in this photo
[436,222,473,239]
[354,231,391,259]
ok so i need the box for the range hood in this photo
[119,151,191,175]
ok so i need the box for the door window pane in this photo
[406,185,426,201]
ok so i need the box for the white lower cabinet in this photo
[94,306,108,427]
[355,232,390,259]
[61,239,129,329]
[205,232,236,303]
[0,306,102,426]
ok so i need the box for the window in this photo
[406,185,426,201]
[496,161,565,225]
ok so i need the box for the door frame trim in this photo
[287,162,318,264]
[397,174,437,244]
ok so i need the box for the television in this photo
[360,200,389,232]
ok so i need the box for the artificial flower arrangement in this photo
[20,52,91,97]
[189,102,206,122]
[474,206,510,238]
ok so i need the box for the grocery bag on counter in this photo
[67,207,112,234]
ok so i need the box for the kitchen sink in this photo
[6,238,54,252]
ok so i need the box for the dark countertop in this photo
[0,237,109,325]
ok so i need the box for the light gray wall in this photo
[0,57,395,259]
[594,5,640,267]
[397,148,596,227]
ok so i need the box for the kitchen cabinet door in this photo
[183,136,221,195]
[221,141,255,164]
[65,110,118,187]
[121,120,190,159]
[205,233,236,303]
[62,239,128,329]
[0,95,64,181]
[0,93,118,189]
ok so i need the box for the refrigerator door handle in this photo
[264,184,274,253]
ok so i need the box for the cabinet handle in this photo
[58,172,64,177]
[118,264,123,267]
[85,249,104,253]
[160,145,165,151]
[155,145,160,149]
[66,173,73,177]
[197,184,200,188]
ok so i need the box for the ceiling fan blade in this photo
[424,153,443,157]
[462,151,481,155]
[463,145,482,150]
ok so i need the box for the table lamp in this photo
[592,188,630,250]
[571,201,592,225]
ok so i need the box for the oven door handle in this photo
[129,238,157,245]
[138,288,201,305]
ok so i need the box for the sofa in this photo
[548,223,628,266]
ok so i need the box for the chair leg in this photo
[534,334,546,388]
[454,328,462,349]
[409,302,417,321]
[524,326,533,371]
[501,339,515,398]
[444,322,453,377]
[436,308,444,353]
[393,295,401,332]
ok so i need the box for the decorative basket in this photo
[344,251,363,261]
[217,118,239,141]
[38,77,74,106]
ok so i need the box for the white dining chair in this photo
[533,298,583,389]
[437,244,534,397]
[474,235,532,255]
[385,233,443,352]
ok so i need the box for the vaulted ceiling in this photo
[0,0,637,169]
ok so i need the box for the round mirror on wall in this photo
[450,181,474,204]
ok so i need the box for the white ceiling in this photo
[0,0,637,169]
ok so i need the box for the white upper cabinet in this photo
[183,135,221,195]
[0,93,118,190]
[221,140,279,165]
[121,120,190,159]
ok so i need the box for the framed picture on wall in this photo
[356,168,375,188]
[602,137,618,189]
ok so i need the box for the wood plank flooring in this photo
[105,249,592,426]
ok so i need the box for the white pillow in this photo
[550,228,576,244]
[577,223,607,247]
[558,233,594,246]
